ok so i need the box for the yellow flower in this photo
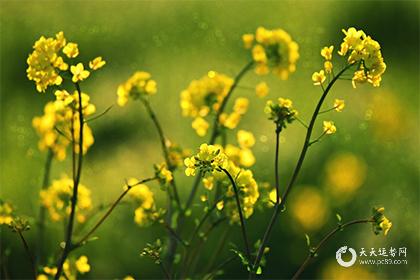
[26,31,68,92]
[255,82,269,98]
[233,97,249,114]
[379,218,392,236]
[312,70,326,85]
[192,117,209,137]
[333,99,345,112]
[36,274,49,280]
[342,27,366,49]
[116,71,158,106]
[265,98,298,129]
[267,189,280,207]
[221,112,241,129]
[40,176,92,223]
[63,42,79,58]
[245,27,299,79]
[237,130,255,149]
[323,121,336,134]
[324,61,333,73]
[216,200,224,210]
[75,255,90,273]
[278,97,293,109]
[124,276,135,280]
[239,149,256,167]
[321,45,334,60]
[70,63,90,83]
[184,144,227,177]
[125,180,157,227]
[242,33,254,49]
[0,201,14,225]
[155,163,173,185]
[203,177,214,190]
[89,56,106,70]
[372,207,392,236]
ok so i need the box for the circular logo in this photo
[336,246,357,267]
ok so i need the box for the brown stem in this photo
[55,83,84,279]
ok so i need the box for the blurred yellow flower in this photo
[324,60,333,73]
[125,179,158,227]
[89,56,106,70]
[237,130,255,149]
[71,63,90,83]
[75,255,90,273]
[117,71,157,106]
[334,99,345,112]
[155,163,173,185]
[192,117,209,137]
[325,152,367,200]
[63,42,79,58]
[244,27,299,79]
[291,187,328,231]
[255,82,269,98]
[323,121,336,134]
[0,201,13,225]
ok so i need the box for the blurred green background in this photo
[0,0,419,279]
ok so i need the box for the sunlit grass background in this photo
[1,0,419,279]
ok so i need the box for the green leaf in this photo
[305,234,311,247]
[336,213,342,222]
[256,266,263,275]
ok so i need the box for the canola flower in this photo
[312,27,386,88]
[184,144,228,177]
[0,201,14,225]
[124,178,159,227]
[37,255,91,280]
[40,176,92,223]
[154,163,173,185]
[323,121,337,135]
[27,31,105,92]
[372,207,392,236]
[32,91,96,160]
[117,71,157,106]
[333,99,345,112]
[219,97,249,130]
[255,82,269,98]
[264,97,298,129]
[180,71,237,136]
[243,27,299,79]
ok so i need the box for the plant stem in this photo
[74,177,157,248]
[250,63,355,277]
[55,83,84,279]
[274,125,281,203]
[221,168,251,261]
[36,148,53,266]
[292,219,373,279]
[160,262,171,280]
[17,230,36,279]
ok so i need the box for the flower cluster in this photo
[184,144,228,177]
[0,201,14,225]
[312,27,386,88]
[32,91,96,160]
[37,255,91,280]
[219,97,249,130]
[154,163,173,186]
[223,130,256,168]
[27,31,105,93]
[117,71,157,106]
[40,176,92,223]
[372,207,392,236]
[243,27,299,79]
[125,178,159,227]
[180,71,234,136]
[167,142,191,169]
[264,97,298,129]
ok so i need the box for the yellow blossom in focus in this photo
[192,117,209,137]
[71,63,90,83]
[184,144,228,177]
[321,45,334,60]
[26,31,68,92]
[237,130,255,149]
[312,70,326,85]
[379,218,392,236]
[63,42,79,58]
[255,82,269,98]
[323,121,336,134]
[75,255,90,273]
[89,56,106,70]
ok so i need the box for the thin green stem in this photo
[55,83,84,279]
[17,230,37,279]
[221,168,251,261]
[84,104,113,123]
[250,63,356,277]
[74,177,157,248]
[36,148,53,265]
[274,125,281,203]
[292,219,373,279]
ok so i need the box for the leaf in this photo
[305,234,311,248]
[230,248,249,267]
[336,213,342,222]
